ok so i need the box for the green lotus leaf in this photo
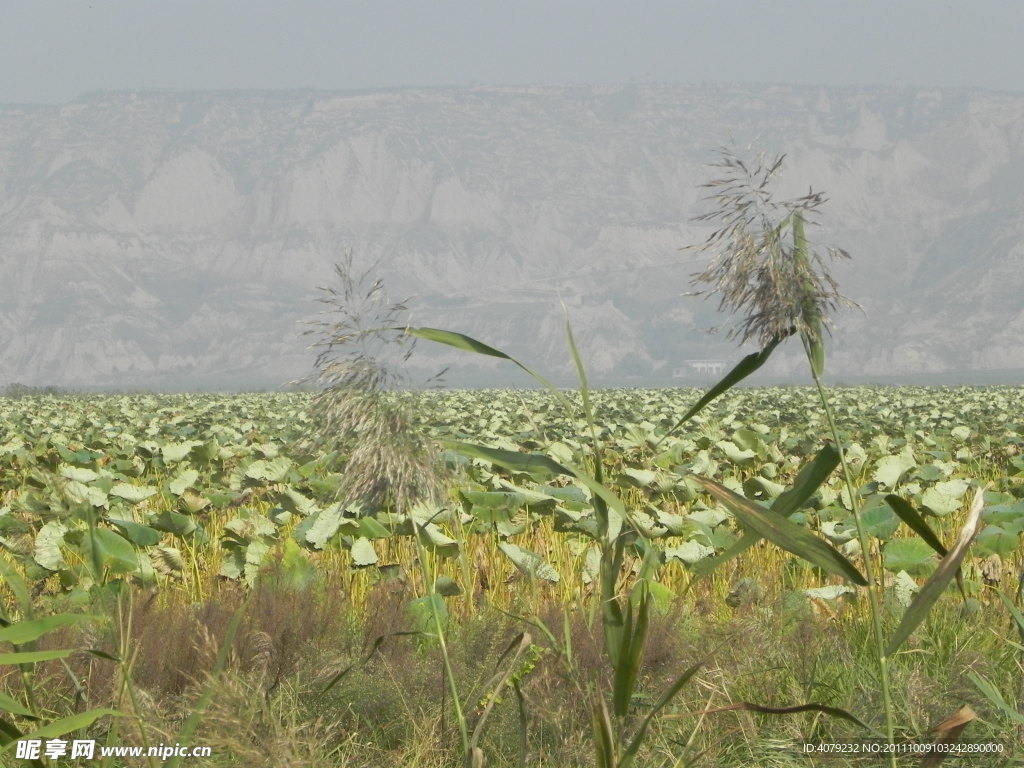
[983,500,1024,524]
[883,538,937,577]
[278,487,316,516]
[150,510,201,539]
[350,536,378,567]
[536,484,589,509]
[417,522,459,557]
[688,507,730,528]
[34,520,69,571]
[178,489,212,514]
[109,483,158,504]
[224,514,277,540]
[168,468,199,496]
[619,468,659,488]
[803,585,856,601]
[732,428,765,453]
[64,480,109,508]
[357,516,392,540]
[244,457,294,483]
[873,448,917,488]
[406,594,448,635]
[161,440,202,464]
[950,425,971,441]
[860,500,900,540]
[664,540,715,565]
[718,440,757,465]
[56,445,103,466]
[578,545,601,584]
[497,542,560,582]
[920,479,969,516]
[913,463,944,482]
[460,490,528,517]
[821,520,857,544]
[192,438,222,463]
[59,464,99,483]
[106,517,161,547]
[689,450,718,475]
[219,549,243,580]
[749,476,786,499]
[547,441,576,466]
[79,528,139,574]
[844,442,868,470]
[973,521,1023,557]
[652,508,686,535]
[303,503,358,550]
[890,570,920,608]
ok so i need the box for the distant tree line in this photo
[1,382,74,397]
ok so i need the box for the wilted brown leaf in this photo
[919,705,976,768]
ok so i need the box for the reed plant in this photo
[298,253,546,767]
[689,146,993,765]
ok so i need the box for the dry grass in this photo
[7,550,1016,767]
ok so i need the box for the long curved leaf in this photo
[403,326,515,361]
[691,445,843,577]
[7,708,122,746]
[884,494,948,556]
[405,326,581,423]
[0,650,75,665]
[773,443,840,517]
[696,700,869,730]
[592,696,616,768]
[621,658,704,767]
[887,488,985,656]
[611,586,648,719]
[0,614,100,646]
[968,672,1024,725]
[0,559,33,619]
[693,475,867,585]
[0,690,32,717]
[443,440,627,520]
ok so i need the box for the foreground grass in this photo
[8,531,1019,768]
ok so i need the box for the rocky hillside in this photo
[1,84,1022,389]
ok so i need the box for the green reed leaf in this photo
[694,475,867,585]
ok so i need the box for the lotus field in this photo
[1,385,1023,766]
[3,151,1023,765]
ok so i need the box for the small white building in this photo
[673,359,729,378]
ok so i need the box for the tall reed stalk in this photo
[689,148,898,762]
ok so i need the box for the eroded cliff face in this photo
[1,84,1022,389]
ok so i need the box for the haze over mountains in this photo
[1,83,1022,390]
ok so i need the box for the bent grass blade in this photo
[692,475,867,586]
[694,443,842,577]
[886,488,986,657]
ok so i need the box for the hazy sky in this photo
[1,0,1022,104]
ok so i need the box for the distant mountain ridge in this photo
[1,84,1022,389]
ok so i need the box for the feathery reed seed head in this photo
[690,148,855,349]
[294,253,447,511]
